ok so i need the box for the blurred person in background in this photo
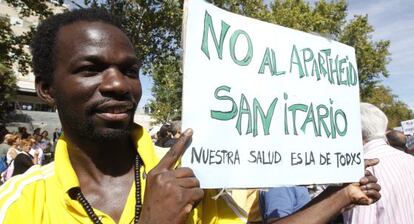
[386,130,408,153]
[40,130,53,163]
[29,136,44,165]
[0,134,11,162]
[170,121,182,140]
[260,186,311,223]
[33,128,41,137]
[5,134,20,165]
[40,131,51,149]
[52,128,61,143]
[1,134,21,181]
[154,123,175,159]
[154,122,181,159]
[343,103,414,224]
[12,139,38,176]
[155,123,174,148]
[0,134,12,176]
[18,127,29,139]
[0,125,9,143]
[51,128,62,156]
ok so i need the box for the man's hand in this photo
[344,158,381,206]
[139,129,204,224]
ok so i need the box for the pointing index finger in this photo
[157,128,193,170]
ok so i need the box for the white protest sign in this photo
[401,119,414,135]
[182,0,364,188]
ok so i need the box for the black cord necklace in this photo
[73,155,142,224]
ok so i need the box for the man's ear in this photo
[36,78,55,106]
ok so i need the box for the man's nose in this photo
[99,67,129,98]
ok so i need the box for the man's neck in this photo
[67,137,136,182]
[66,137,137,223]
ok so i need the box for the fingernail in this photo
[184,204,193,213]
[184,128,193,136]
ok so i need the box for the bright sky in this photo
[67,0,413,110]
[346,0,414,111]
[139,74,153,108]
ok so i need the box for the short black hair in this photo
[31,8,123,85]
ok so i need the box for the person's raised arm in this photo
[268,159,381,224]
[139,129,204,224]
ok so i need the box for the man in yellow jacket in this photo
[0,8,380,224]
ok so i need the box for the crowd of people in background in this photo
[0,126,61,184]
[1,121,191,184]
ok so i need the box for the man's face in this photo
[50,21,142,142]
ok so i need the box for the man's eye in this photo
[75,65,100,75]
[124,67,140,78]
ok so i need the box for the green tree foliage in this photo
[149,56,182,122]
[0,0,54,116]
[268,0,347,38]
[84,0,183,74]
[0,0,53,74]
[4,0,53,18]
[208,0,270,20]
[0,64,17,119]
[363,85,413,128]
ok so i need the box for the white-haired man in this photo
[343,103,414,224]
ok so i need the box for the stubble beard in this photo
[56,103,135,143]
